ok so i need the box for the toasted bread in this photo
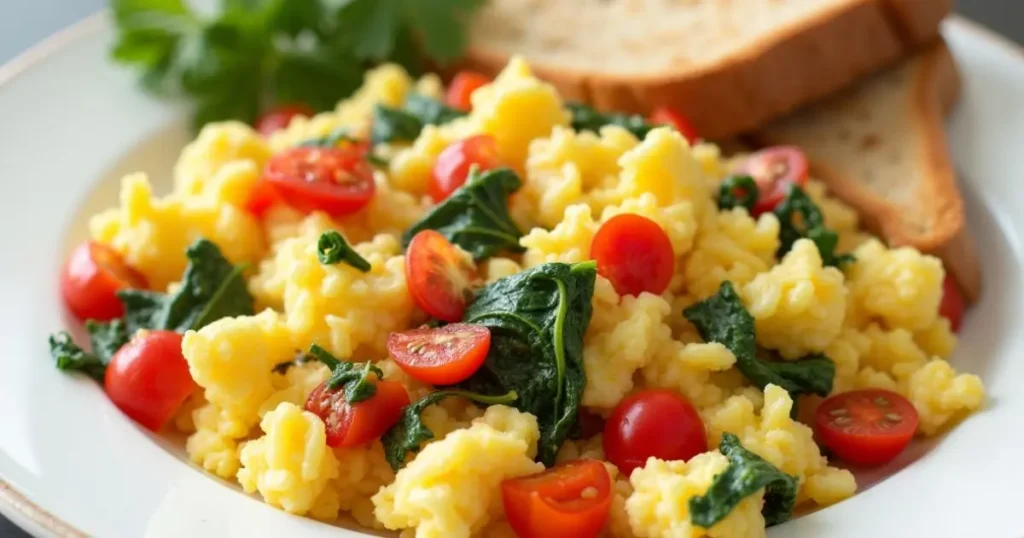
[462,0,951,140]
[751,40,980,301]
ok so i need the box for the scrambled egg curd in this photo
[70,58,984,538]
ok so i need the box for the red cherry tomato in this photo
[502,459,612,538]
[429,135,502,202]
[256,104,315,136]
[104,330,196,431]
[603,389,707,476]
[61,241,147,322]
[244,179,284,218]
[649,106,700,144]
[263,146,376,216]
[590,214,674,297]
[446,71,490,111]
[939,275,965,332]
[387,323,490,385]
[405,230,477,322]
[815,389,919,466]
[739,146,809,216]
[305,378,410,448]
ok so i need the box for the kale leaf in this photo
[684,281,835,397]
[371,93,467,144]
[567,102,655,140]
[453,261,597,465]
[118,239,254,334]
[717,175,759,213]
[773,185,855,268]
[689,433,798,528]
[382,389,518,471]
[48,319,130,382]
[402,167,525,261]
[308,344,383,404]
[317,231,371,272]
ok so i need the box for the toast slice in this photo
[751,39,980,301]
[462,0,951,140]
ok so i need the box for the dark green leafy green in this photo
[317,231,371,272]
[382,389,518,470]
[371,93,467,144]
[85,319,131,365]
[684,281,835,397]
[47,319,131,382]
[334,0,486,63]
[402,168,525,261]
[689,433,798,528]
[567,102,655,140]
[453,261,597,465]
[308,344,383,404]
[773,185,855,268]
[717,175,759,213]
[298,127,360,149]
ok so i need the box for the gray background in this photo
[0,0,1020,536]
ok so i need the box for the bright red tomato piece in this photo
[256,104,315,136]
[263,146,376,216]
[429,135,502,202]
[244,179,284,218]
[649,106,700,144]
[387,323,490,385]
[502,459,612,538]
[738,146,809,216]
[104,330,196,431]
[305,379,410,448]
[603,389,707,476]
[939,275,965,332]
[446,71,490,111]
[591,214,675,297]
[405,230,477,322]
[815,389,919,466]
[61,241,147,322]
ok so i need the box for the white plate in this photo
[1,11,1023,538]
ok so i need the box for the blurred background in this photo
[0,0,1020,536]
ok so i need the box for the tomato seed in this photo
[874,396,890,407]
[884,412,902,422]
[833,416,852,425]
[580,486,598,499]
[828,408,848,417]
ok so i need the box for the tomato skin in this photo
[590,214,675,297]
[61,241,147,322]
[603,389,707,476]
[738,146,809,216]
[244,179,284,218]
[502,459,612,538]
[256,104,314,136]
[387,323,490,385]
[429,135,501,202]
[446,71,490,111]
[939,275,965,332]
[306,379,410,448]
[649,107,700,144]
[815,389,919,466]
[405,230,477,322]
[263,146,376,216]
[104,330,196,431]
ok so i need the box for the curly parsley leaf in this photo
[773,185,855,268]
[717,175,759,213]
[317,231,371,272]
[567,102,655,140]
[336,0,486,63]
[307,344,383,404]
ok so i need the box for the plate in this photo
[0,12,1022,538]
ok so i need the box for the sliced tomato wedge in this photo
[591,214,675,297]
[815,389,919,466]
[256,104,315,136]
[649,106,700,144]
[105,330,196,431]
[446,71,490,111]
[405,230,477,322]
[305,378,410,448]
[263,146,376,217]
[429,135,502,202]
[502,459,612,538]
[738,146,810,216]
[939,274,965,332]
[61,241,147,322]
[387,323,490,385]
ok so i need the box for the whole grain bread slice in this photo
[751,39,980,301]
[462,0,951,140]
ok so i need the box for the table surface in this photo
[0,1,1021,537]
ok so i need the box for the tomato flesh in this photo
[61,241,147,322]
[263,146,376,216]
[939,275,965,332]
[104,330,196,431]
[244,179,284,218]
[649,106,700,144]
[502,459,611,538]
[387,323,490,385]
[739,146,809,216]
[256,104,315,136]
[405,230,477,322]
[815,389,919,466]
[591,214,674,297]
[306,379,409,447]
[603,389,707,476]
[429,135,501,202]
[446,71,490,111]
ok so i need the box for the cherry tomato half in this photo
[502,459,612,538]
[305,378,410,448]
[446,71,490,111]
[243,179,284,218]
[815,389,919,466]
[739,146,809,216]
[61,241,147,322]
[387,323,490,385]
[429,135,502,202]
[405,230,478,322]
[591,214,674,297]
[649,106,700,144]
[939,275,965,332]
[104,330,196,431]
[256,104,315,136]
[604,389,707,476]
[263,146,376,217]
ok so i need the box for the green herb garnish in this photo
[717,175,759,213]
[308,344,383,404]
[317,231,371,272]
[773,185,855,268]
[567,102,655,140]
[372,93,467,144]
[48,319,129,382]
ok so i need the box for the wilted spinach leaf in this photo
[773,185,855,268]
[567,102,654,140]
[48,319,130,382]
[307,344,382,404]
[371,92,467,144]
